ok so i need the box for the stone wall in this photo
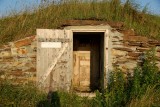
[0,36,36,84]
[110,29,160,74]
[0,27,160,85]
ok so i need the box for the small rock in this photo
[112,49,127,56]
[113,47,133,52]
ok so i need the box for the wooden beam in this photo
[39,43,68,85]
[38,38,70,42]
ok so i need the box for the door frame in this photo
[70,28,109,91]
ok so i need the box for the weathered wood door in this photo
[37,29,72,91]
[73,51,91,91]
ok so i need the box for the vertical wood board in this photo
[37,29,72,91]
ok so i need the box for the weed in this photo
[0,0,160,44]
[94,49,160,107]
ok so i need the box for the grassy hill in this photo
[0,0,160,44]
[0,1,160,106]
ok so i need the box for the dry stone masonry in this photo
[0,36,36,84]
[111,29,160,73]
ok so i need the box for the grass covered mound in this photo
[0,0,160,44]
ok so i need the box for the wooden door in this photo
[73,51,91,91]
[37,29,72,91]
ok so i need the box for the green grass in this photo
[0,80,100,107]
[0,49,160,107]
[94,49,160,107]
[0,0,160,44]
[129,85,160,107]
[0,80,46,107]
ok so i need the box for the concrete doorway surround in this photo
[64,25,110,93]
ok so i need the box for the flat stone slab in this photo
[62,20,124,28]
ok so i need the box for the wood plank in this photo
[39,43,69,85]
[37,29,72,91]
[73,52,80,87]
[38,38,70,42]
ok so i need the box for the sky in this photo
[0,0,160,17]
[0,0,41,17]
[121,0,160,14]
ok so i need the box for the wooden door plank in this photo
[39,43,69,85]
[37,29,72,91]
